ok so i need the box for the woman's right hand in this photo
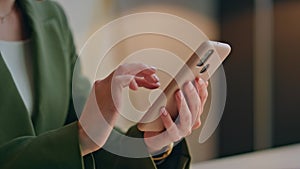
[78,63,160,156]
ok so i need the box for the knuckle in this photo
[179,129,190,137]
[168,129,181,141]
[194,120,201,128]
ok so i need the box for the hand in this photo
[78,63,160,156]
[144,78,208,154]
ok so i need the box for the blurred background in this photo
[56,0,300,167]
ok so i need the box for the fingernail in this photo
[160,107,167,116]
[153,74,159,82]
[198,78,204,85]
[150,66,157,71]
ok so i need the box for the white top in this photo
[0,40,34,116]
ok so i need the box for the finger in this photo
[193,78,209,129]
[175,90,192,135]
[144,74,159,83]
[136,67,157,77]
[183,81,201,124]
[135,77,160,89]
[194,78,203,128]
[192,99,202,130]
[114,74,159,91]
[160,107,181,142]
[144,108,176,153]
[113,75,145,91]
[117,63,156,76]
[129,79,139,90]
[114,75,135,88]
[192,107,202,130]
[160,107,175,129]
[196,78,208,110]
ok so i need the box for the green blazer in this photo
[0,0,191,169]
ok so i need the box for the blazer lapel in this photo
[18,0,70,135]
[0,53,36,142]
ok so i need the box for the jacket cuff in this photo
[124,125,191,169]
[39,121,84,168]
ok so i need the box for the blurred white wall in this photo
[55,0,219,163]
[56,0,218,50]
[55,0,116,50]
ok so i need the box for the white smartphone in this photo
[137,41,231,132]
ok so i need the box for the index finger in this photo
[116,63,157,76]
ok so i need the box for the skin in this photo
[79,65,208,156]
[144,78,208,154]
[0,0,209,158]
[0,0,28,41]
[78,63,161,155]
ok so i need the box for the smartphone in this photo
[137,41,231,132]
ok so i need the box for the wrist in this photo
[150,142,174,161]
[78,122,100,156]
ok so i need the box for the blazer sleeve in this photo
[92,125,191,169]
[0,122,85,169]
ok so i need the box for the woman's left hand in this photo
[144,77,208,154]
